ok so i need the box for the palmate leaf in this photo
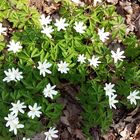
[8,4,40,28]
[111,16,126,40]
[78,81,112,136]
[124,67,140,84]
[8,10,27,28]
[44,103,63,125]
[0,0,10,10]
[124,35,140,60]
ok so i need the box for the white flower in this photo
[9,119,24,135]
[4,113,24,135]
[4,113,17,127]
[7,40,22,53]
[54,18,69,31]
[44,127,58,140]
[43,83,58,99]
[77,54,86,64]
[127,90,140,105]
[23,137,30,140]
[57,61,69,74]
[104,83,116,97]
[9,100,26,116]
[3,68,23,82]
[28,103,42,119]
[37,60,52,77]
[39,14,52,26]
[111,48,126,63]
[0,23,7,35]
[93,0,102,6]
[41,26,54,38]
[109,94,118,109]
[74,21,86,34]
[98,28,109,42]
[88,55,101,68]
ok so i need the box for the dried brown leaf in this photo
[74,129,86,140]
[45,3,60,14]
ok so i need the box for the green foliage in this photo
[0,0,40,28]
[78,81,113,138]
[0,0,140,139]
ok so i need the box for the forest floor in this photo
[29,0,140,140]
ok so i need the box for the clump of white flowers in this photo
[4,100,58,137]
[4,113,17,128]
[3,68,23,83]
[40,14,54,38]
[104,83,140,109]
[4,100,26,135]
[104,83,118,109]
[4,100,42,135]
[40,15,69,38]
[9,118,24,135]
[2,4,139,138]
